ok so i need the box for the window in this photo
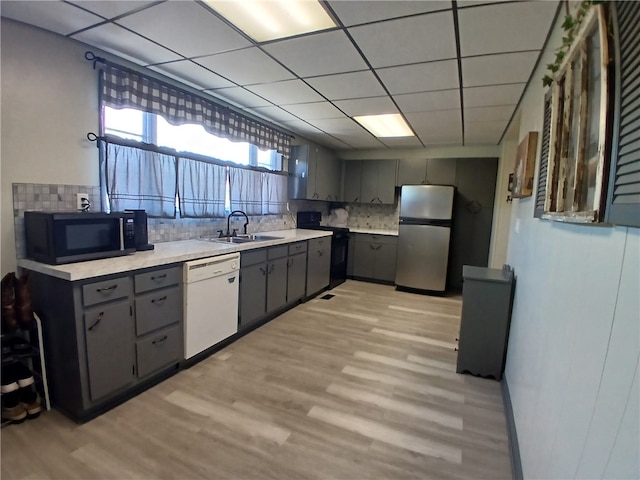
[536,5,611,223]
[103,106,282,171]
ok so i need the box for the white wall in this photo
[503,7,639,479]
[1,19,100,274]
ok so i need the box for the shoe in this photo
[1,394,27,424]
[1,364,20,394]
[12,362,35,388]
[14,272,34,328]
[1,272,18,333]
[20,387,41,419]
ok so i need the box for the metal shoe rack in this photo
[1,312,51,427]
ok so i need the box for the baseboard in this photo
[501,377,523,480]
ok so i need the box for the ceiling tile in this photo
[244,106,300,123]
[333,96,397,117]
[464,83,525,108]
[279,120,327,136]
[393,89,460,113]
[69,1,156,20]
[196,48,294,86]
[417,128,463,145]
[1,1,103,36]
[332,134,386,149]
[306,117,362,134]
[381,136,424,148]
[406,109,461,130]
[283,102,346,120]
[207,87,271,108]
[464,120,506,144]
[246,80,324,106]
[458,1,558,57]
[149,60,235,90]
[462,51,539,87]
[305,134,352,150]
[72,23,181,65]
[465,105,515,123]
[305,71,386,101]
[262,31,367,77]
[328,1,451,26]
[116,2,251,58]
[349,11,456,68]
[377,60,459,95]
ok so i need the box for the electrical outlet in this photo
[76,193,89,210]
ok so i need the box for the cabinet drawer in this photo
[268,245,288,259]
[241,249,267,267]
[82,277,129,307]
[135,325,182,379]
[135,266,181,294]
[308,237,330,250]
[354,233,398,245]
[135,286,182,336]
[288,241,307,256]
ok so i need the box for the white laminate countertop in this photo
[17,229,332,282]
[348,228,399,236]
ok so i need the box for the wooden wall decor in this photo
[512,131,538,199]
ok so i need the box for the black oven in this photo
[297,211,349,289]
[24,211,136,265]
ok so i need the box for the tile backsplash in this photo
[12,182,329,258]
[343,202,399,230]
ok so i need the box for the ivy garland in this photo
[542,0,604,87]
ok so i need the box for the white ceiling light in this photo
[354,114,414,137]
[205,0,337,43]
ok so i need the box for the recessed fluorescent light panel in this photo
[205,0,337,42]
[354,114,414,138]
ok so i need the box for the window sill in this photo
[540,211,601,224]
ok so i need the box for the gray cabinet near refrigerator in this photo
[456,266,515,380]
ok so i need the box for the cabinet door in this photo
[426,158,457,185]
[361,161,379,203]
[239,263,267,329]
[288,144,310,200]
[84,301,134,401]
[307,146,320,200]
[374,242,398,282]
[307,237,330,295]
[287,253,307,303]
[449,158,498,289]
[377,160,398,204]
[397,158,427,186]
[267,258,288,313]
[327,156,342,201]
[353,240,375,279]
[314,146,339,201]
[343,161,362,203]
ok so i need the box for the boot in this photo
[14,272,34,328]
[1,272,18,333]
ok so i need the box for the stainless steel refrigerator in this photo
[395,185,455,292]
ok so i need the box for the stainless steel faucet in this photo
[223,210,249,237]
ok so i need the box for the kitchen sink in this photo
[205,234,283,244]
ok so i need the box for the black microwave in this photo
[24,211,136,265]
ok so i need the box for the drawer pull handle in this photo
[268,264,275,274]
[151,295,167,304]
[88,312,104,331]
[96,284,117,293]
[151,274,167,281]
[152,335,168,345]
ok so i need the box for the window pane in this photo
[564,55,583,211]
[584,25,602,208]
[156,115,251,165]
[257,148,282,170]
[103,107,143,141]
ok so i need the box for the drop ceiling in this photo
[0,0,559,151]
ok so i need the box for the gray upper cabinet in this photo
[397,158,457,186]
[343,161,363,203]
[288,143,340,201]
[343,160,397,204]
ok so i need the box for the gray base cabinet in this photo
[456,266,515,380]
[28,264,183,422]
[306,237,331,296]
[239,242,311,331]
[351,234,398,283]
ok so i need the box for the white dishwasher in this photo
[183,252,240,360]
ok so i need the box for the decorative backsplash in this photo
[12,182,329,258]
[343,202,400,230]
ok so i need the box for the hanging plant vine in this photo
[542,0,604,87]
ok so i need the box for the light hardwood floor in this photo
[1,280,512,479]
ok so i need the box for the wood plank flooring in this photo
[1,280,512,479]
